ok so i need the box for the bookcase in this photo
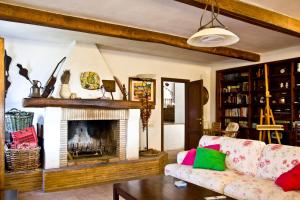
[216,57,300,145]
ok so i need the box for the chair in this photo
[203,122,222,136]
[222,122,239,138]
[210,122,222,135]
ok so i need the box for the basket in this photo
[5,146,41,171]
[5,108,34,132]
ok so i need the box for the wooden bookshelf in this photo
[216,57,300,145]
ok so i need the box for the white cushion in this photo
[224,175,300,200]
[165,163,244,193]
[256,144,300,180]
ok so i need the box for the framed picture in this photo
[128,77,156,104]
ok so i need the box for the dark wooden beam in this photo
[0,3,259,61]
[23,98,144,109]
[176,0,300,38]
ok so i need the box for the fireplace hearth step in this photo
[67,155,120,166]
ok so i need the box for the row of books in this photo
[224,94,249,104]
[223,82,248,93]
[225,107,248,117]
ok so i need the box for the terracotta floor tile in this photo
[19,183,126,200]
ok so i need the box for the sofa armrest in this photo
[177,151,188,164]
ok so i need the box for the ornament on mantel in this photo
[59,70,72,99]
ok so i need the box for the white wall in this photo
[163,124,184,151]
[4,37,212,151]
[100,49,211,150]
[175,83,185,124]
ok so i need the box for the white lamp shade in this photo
[187,27,239,47]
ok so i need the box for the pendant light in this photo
[187,0,239,47]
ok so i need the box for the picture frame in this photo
[128,77,156,104]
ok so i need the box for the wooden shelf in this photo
[23,98,144,109]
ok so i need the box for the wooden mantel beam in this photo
[176,0,300,38]
[0,3,259,61]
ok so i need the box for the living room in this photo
[0,0,300,200]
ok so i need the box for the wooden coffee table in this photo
[113,175,236,200]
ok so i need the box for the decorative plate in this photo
[80,72,100,90]
[202,87,209,105]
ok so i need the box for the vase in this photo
[60,84,71,99]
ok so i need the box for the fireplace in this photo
[67,120,119,160]
[42,107,140,169]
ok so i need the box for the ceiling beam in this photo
[176,0,300,38]
[0,3,259,61]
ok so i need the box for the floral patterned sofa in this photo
[165,136,300,200]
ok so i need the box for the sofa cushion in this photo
[182,148,196,165]
[165,163,244,193]
[275,164,300,191]
[193,148,226,171]
[257,144,300,180]
[199,136,266,176]
[224,175,300,200]
[177,151,188,164]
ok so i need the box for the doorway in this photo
[161,78,189,158]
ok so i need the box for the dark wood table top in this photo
[0,189,18,200]
[113,175,236,200]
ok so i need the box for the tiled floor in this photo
[20,184,125,200]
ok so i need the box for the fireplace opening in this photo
[67,120,119,160]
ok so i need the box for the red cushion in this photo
[275,164,300,192]
[181,144,221,166]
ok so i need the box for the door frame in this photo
[161,77,189,152]
[0,37,5,189]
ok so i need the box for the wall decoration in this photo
[128,77,156,104]
[80,71,100,90]
[101,80,116,100]
[59,70,71,99]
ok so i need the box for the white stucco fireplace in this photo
[42,107,140,169]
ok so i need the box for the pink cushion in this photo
[275,164,300,191]
[204,144,221,151]
[181,148,196,165]
[181,144,221,166]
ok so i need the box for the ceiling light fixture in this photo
[187,0,239,47]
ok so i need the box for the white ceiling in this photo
[1,0,300,65]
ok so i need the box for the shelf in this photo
[223,103,249,107]
[269,88,290,92]
[222,116,248,119]
[269,73,291,78]
[23,98,145,109]
[221,79,248,84]
[222,91,248,95]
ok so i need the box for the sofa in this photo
[165,136,300,200]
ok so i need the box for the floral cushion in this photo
[199,136,266,176]
[224,175,300,200]
[165,163,244,193]
[256,144,300,180]
[177,151,188,164]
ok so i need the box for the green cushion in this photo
[193,147,226,171]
